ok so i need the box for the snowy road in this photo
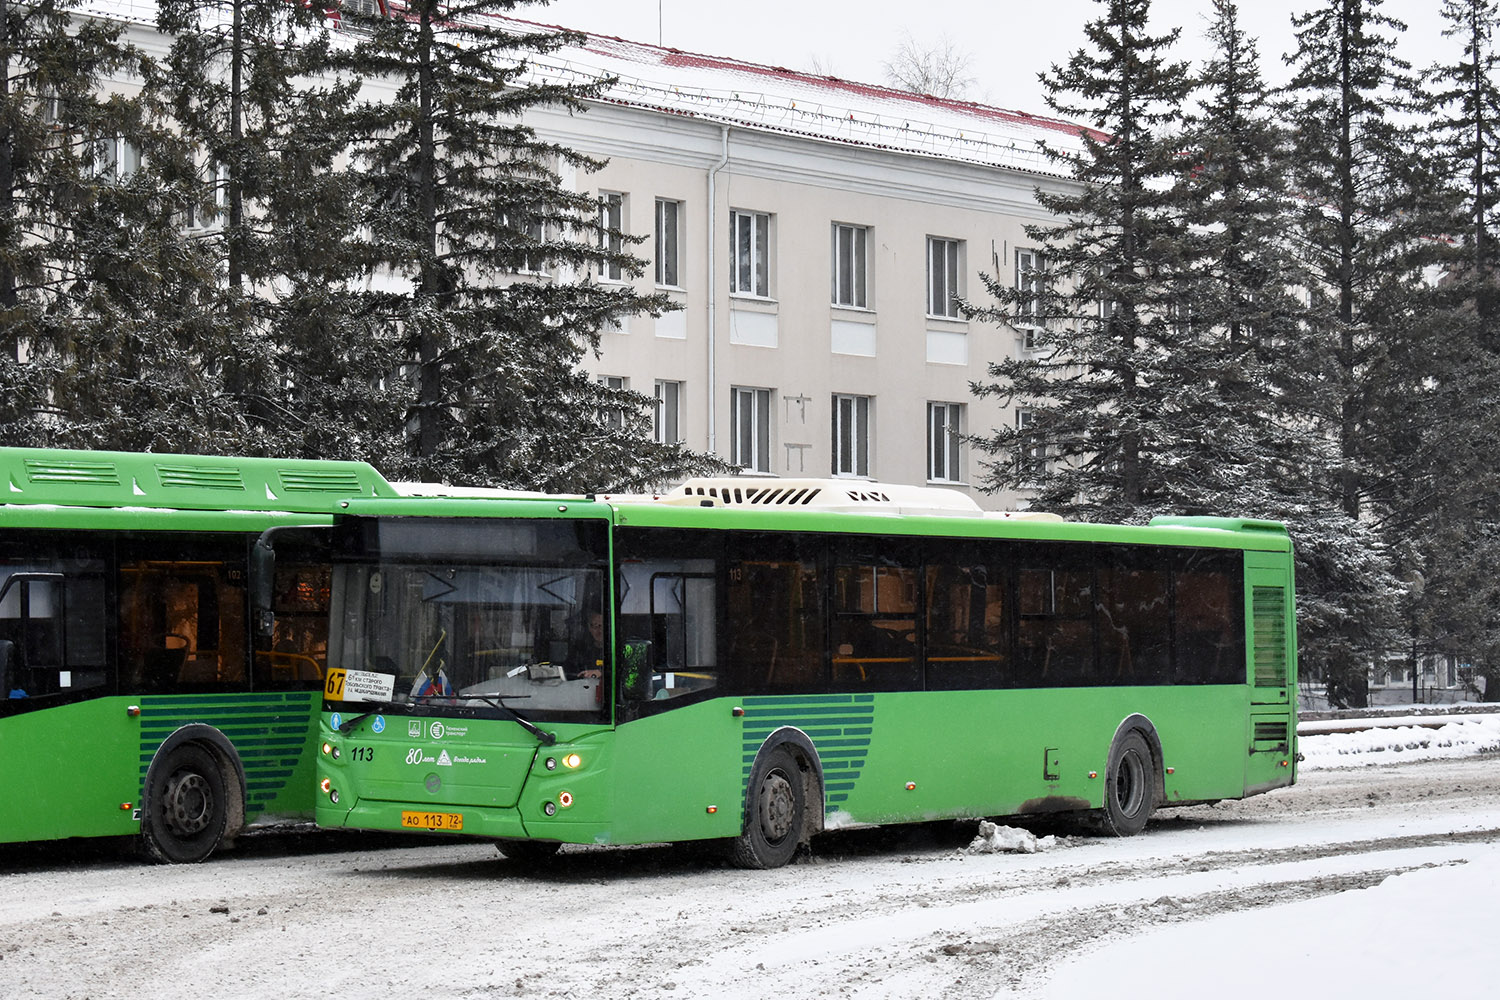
[3,747,1499,1000]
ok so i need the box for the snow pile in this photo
[966,820,1058,854]
[1300,713,1500,770]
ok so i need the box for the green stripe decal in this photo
[740,694,875,813]
[136,692,319,820]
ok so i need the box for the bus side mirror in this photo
[251,536,277,639]
[621,639,653,701]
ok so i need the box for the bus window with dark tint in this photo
[1016,552,1095,687]
[724,532,824,693]
[0,547,109,703]
[831,544,919,691]
[925,559,1006,690]
[615,528,719,703]
[1175,550,1245,684]
[256,563,331,686]
[120,539,248,691]
[1096,547,1172,685]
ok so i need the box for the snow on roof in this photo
[81,1,1096,178]
[500,16,1099,177]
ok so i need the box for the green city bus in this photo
[310,479,1297,867]
[0,447,397,862]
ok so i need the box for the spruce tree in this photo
[1283,0,1448,703]
[149,0,386,456]
[331,3,719,491]
[1175,0,1320,518]
[967,0,1193,522]
[1397,0,1500,699]
[0,0,137,442]
[0,0,236,451]
[1185,1,1399,708]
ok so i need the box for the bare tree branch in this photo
[882,31,977,99]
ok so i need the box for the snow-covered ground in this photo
[2,714,1498,1000]
[1036,714,1500,1000]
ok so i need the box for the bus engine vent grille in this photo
[278,470,368,494]
[156,464,246,491]
[1252,586,1288,688]
[23,459,122,487]
[1254,720,1288,743]
[680,485,823,506]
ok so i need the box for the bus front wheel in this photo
[1098,731,1155,837]
[142,743,229,863]
[730,746,805,869]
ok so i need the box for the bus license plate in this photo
[401,810,463,832]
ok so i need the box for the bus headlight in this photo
[563,753,581,769]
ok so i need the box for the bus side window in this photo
[925,562,1005,691]
[1175,552,1244,684]
[617,558,717,700]
[258,564,331,686]
[0,558,109,700]
[1016,564,1095,687]
[831,555,919,691]
[120,545,250,691]
[1096,548,1172,685]
[725,556,823,692]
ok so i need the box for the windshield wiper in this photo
[335,703,393,734]
[462,694,557,746]
[335,694,556,747]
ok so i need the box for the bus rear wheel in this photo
[1098,731,1155,837]
[142,743,229,863]
[730,746,805,869]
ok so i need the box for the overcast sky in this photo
[535,0,1455,116]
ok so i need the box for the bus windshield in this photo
[326,517,610,723]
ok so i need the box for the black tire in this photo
[497,839,563,864]
[141,743,229,864]
[1098,731,1155,837]
[729,746,806,869]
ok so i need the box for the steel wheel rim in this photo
[757,769,796,844]
[163,771,212,836]
[1114,751,1145,817]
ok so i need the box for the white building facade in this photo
[518,25,1086,509]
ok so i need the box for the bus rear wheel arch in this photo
[730,745,809,869]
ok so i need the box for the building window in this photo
[831,223,869,308]
[522,215,548,274]
[94,136,141,182]
[927,236,962,318]
[655,199,681,287]
[927,401,963,483]
[598,192,624,281]
[730,209,771,298]
[183,161,230,230]
[1016,249,1044,349]
[1016,408,1046,481]
[731,386,772,472]
[654,380,683,444]
[832,394,871,477]
[599,375,627,430]
[499,207,547,274]
[1095,269,1116,323]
